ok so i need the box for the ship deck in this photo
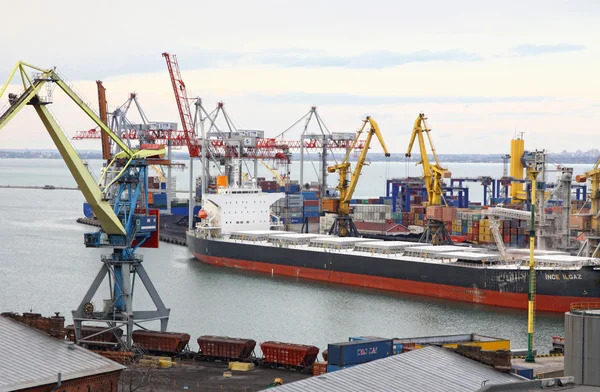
[188,230,598,271]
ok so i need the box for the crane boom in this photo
[0,62,165,234]
[96,81,111,161]
[483,207,531,263]
[406,113,447,206]
[162,52,199,157]
[259,159,286,186]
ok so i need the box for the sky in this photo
[0,0,598,154]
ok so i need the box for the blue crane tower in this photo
[0,61,170,349]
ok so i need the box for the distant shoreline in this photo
[1,155,597,165]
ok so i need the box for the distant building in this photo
[0,316,125,392]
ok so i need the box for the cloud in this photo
[510,43,585,57]
[248,92,551,105]
[28,48,483,80]
[251,49,483,69]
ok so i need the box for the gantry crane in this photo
[326,116,390,236]
[406,113,448,206]
[0,61,171,349]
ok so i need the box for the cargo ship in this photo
[186,182,600,313]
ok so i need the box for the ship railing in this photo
[570,302,600,313]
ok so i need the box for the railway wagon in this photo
[132,330,190,354]
[260,341,320,369]
[197,335,256,361]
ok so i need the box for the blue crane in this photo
[0,61,170,349]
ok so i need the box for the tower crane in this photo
[0,61,171,349]
[326,116,390,237]
[405,113,448,206]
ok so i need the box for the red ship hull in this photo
[193,253,586,313]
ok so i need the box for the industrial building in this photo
[0,316,124,392]
[264,346,522,392]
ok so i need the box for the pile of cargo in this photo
[451,210,529,246]
[351,204,392,222]
[271,191,320,224]
[257,178,302,194]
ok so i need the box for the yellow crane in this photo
[405,113,448,206]
[258,159,287,187]
[576,156,600,256]
[326,116,390,236]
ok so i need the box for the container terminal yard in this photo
[1,55,600,392]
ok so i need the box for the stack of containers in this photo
[425,206,457,233]
[326,338,393,373]
[411,205,427,226]
[351,205,392,223]
[302,191,320,224]
[258,179,279,192]
[319,213,338,234]
[451,209,529,246]
[272,194,304,224]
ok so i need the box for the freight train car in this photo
[260,341,320,370]
[64,325,123,349]
[196,336,256,362]
[132,330,190,354]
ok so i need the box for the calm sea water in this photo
[0,158,582,353]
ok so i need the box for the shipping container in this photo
[132,330,190,354]
[512,365,534,380]
[327,338,393,366]
[326,363,357,373]
[260,341,320,368]
[197,336,256,361]
[313,361,328,376]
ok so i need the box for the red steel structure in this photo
[162,52,200,157]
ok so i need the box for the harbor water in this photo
[0,158,578,353]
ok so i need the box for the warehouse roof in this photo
[265,346,522,392]
[0,317,125,391]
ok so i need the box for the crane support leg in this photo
[72,259,170,349]
[33,104,126,235]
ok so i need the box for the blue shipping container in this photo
[193,206,202,216]
[393,342,403,355]
[304,211,320,218]
[512,365,534,380]
[348,336,385,342]
[300,191,317,199]
[171,207,189,216]
[154,193,167,204]
[160,182,167,189]
[326,364,357,373]
[83,202,93,218]
[327,339,393,366]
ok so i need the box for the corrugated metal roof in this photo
[0,317,125,391]
[265,346,521,392]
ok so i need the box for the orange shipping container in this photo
[569,214,591,230]
[322,198,339,213]
[148,192,154,204]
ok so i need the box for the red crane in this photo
[162,52,199,157]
